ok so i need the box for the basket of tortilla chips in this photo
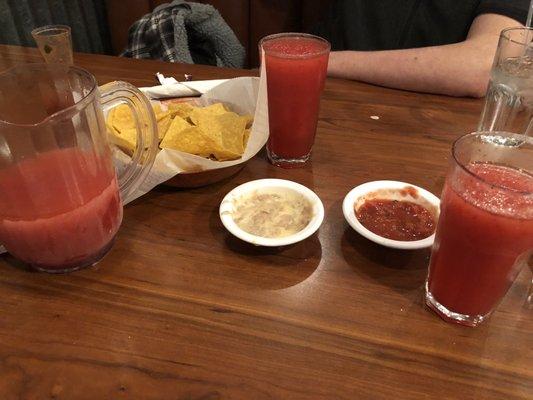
[105,77,268,200]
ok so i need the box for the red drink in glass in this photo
[426,132,533,326]
[260,33,330,167]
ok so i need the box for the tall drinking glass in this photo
[478,27,533,135]
[32,25,74,65]
[426,132,533,326]
[0,64,158,273]
[259,33,330,168]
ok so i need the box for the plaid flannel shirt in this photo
[121,0,244,68]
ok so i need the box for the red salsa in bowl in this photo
[356,199,436,241]
[343,181,440,249]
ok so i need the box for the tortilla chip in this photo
[110,104,136,132]
[189,102,228,126]
[156,110,171,122]
[243,128,251,149]
[108,103,172,141]
[157,115,172,140]
[160,115,193,150]
[167,102,196,119]
[118,128,137,152]
[166,115,192,135]
[106,123,136,155]
[194,111,246,160]
[203,102,229,114]
[106,122,131,154]
[160,126,215,158]
[106,121,120,137]
[152,103,163,115]
[107,100,250,162]
[242,114,254,129]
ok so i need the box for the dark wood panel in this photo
[105,0,151,55]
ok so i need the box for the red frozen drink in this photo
[0,147,122,272]
[260,33,330,167]
[426,132,533,326]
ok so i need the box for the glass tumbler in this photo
[426,131,533,326]
[259,33,330,168]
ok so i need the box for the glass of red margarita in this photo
[426,131,533,326]
[259,33,330,168]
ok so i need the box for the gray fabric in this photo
[122,0,245,68]
[0,0,111,54]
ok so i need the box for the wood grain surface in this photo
[0,45,531,400]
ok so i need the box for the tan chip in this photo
[243,128,251,149]
[189,102,228,125]
[161,126,215,158]
[107,100,253,162]
[194,111,246,160]
[160,115,193,150]
[167,102,196,119]
[242,114,254,129]
[157,115,172,139]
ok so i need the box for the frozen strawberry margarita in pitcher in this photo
[0,63,158,272]
[0,148,122,269]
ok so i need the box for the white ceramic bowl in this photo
[220,179,324,246]
[342,180,440,250]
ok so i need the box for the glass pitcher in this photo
[0,63,158,273]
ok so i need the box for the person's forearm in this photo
[327,41,492,97]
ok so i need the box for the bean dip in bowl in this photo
[220,179,324,246]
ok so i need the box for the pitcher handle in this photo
[99,81,158,203]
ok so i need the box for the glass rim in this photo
[0,63,97,128]
[31,24,71,37]
[452,131,533,195]
[499,26,533,46]
[259,32,331,59]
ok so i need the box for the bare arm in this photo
[327,14,521,97]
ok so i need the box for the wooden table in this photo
[0,45,531,400]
